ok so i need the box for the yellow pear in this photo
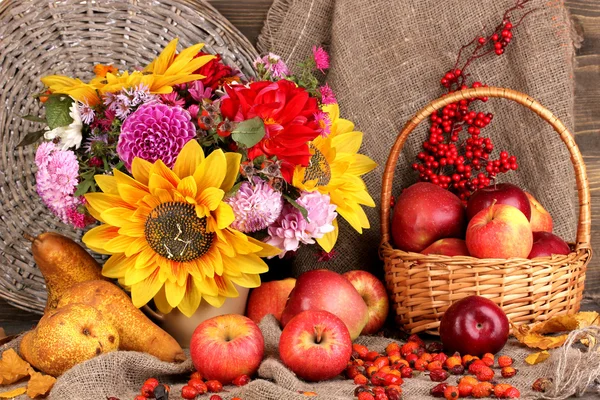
[57,280,186,363]
[26,232,106,311]
[20,303,119,376]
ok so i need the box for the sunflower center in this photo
[145,202,214,262]
[304,146,331,186]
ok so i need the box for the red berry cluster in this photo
[413,0,533,200]
[132,373,248,400]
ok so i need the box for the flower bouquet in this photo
[22,39,377,316]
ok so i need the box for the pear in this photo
[26,232,106,311]
[20,303,119,376]
[57,280,186,363]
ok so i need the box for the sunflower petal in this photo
[85,193,133,216]
[195,274,219,296]
[224,254,269,275]
[101,207,134,227]
[135,247,156,269]
[125,265,157,286]
[149,174,176,194]
[145,39,178,74]
[104,234,137,253]
[125,236,148,257]
[346,154,378,176]
[316,218,338,252]
[131,270,163,308]
[95,175,118,195]
[215,275,240,296]
[153,286,173,314]
[246,237,282,258]
[177,277,203,317]
[173,140,204,178]
[347,189,376,207]
[228,272,262,289]
[177,176,197,199]
[203,294,226,308]
[165,279,186,308]
[221,152,242,192]
[150,160,181,188]
[82,225,120,253]
[332,131,363,154]
[195,149,227,192]
[213,203,235,229]
[131,158,153,185]
[118,221,146,238]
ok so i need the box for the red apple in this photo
[392,182,466,253]
[190,314,264,383]
[466,204,533,259]
[421,238,470,256]
[281,269,368,340]
[245,278,296,324]
[528,231,571,259]
[439,295,509,356]
[525,192,553,232]
[467,183,531,221]
[279,310,352,381]
[343,271,389,335]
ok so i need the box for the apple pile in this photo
[391,182,571,259]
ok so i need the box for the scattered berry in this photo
[476,366,495,381]
[386,343,401,354]
[181,385,198,399]
[400,366,413,378]
[501,366,517,378]
[458,382,474,397]
[357,392,375,400]
[209,395,223,400]
[430,369,449,382]
[426,342,444,353]
[430,383,448,398]
[188,379,207,395]
[472,382,494,398]
[498,355,513,367]
[505,387,521,398]
[190,371,203,381]
[365,351,380,362]
[494,383,513,398]
[444,385,459,400]
[354,374,369,385]
[449,365,465,375]
[407,334,425,347]
[400,342,420,357]
[143,378,160,391]
[353,344,369,359]
[459,376,479,387]
[445,355,462,369]
[481,357,494,367]
[232,374,251,386]
[532,377,553,392]
[386,386,402,400]
[414,358,429,371]
[468,360,487,375]
[141,384,155,398]
[427,360,443,371]
[205,380,223,393]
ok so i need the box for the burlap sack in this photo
[257,0,581,278]
[2,315,599,399]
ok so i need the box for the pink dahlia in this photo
[116,103,196,170]
[226,178,283,233]
[266,190,337,256]
[35,142,81,224]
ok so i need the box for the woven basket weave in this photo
[0,0,259,314]
[380,87,593,334]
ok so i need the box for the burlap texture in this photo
[257,0,580,278]
[1,315,599,399]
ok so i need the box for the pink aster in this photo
[116,103,197,170]
[66,201,95,229]
[318,83,337,105]
[226,177,283,233]
[35,142,55,169]
[312,46,330,73]
[160,92,185,107]
[313,110,332,137]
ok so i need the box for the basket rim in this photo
[379,86,591,253]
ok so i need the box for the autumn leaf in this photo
[574,312,599,328]
[530,315,578,334]
[0,387,26,398]
[0,349,31,385]
[27,371,56,398]
[525,350,550,365]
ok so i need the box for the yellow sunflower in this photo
[41,39,214,105]
[82,140,280,317]
[292,104,377,252]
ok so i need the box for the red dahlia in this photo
[220,80,321,181]
[193,51,236,90]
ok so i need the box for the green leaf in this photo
[45,95,74,130]
[21,115,47,123]
[15,130,46,148]
[231,117,266,148]
[283,194,308,220]
[225,181,243,197]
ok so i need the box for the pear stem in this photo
[23,233,35,242]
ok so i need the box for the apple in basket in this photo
[245,278,296,324]
[466,183,531,221]
[525,192,553,232]
[391,182,466,253]
[466,203,533,259]
[190,314,264,384]
[279,310,352,382]
[343,270,389,334]
[421,238,470,257]
[528,231,571,259]
[439,295,509,356]
[281,269,369,340]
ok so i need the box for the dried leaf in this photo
[0,387,26,398]
[27,371,56,398]
[530,315,578,334]
[0,349,31,385]
[525,350,550,365]
[574,312,600,328]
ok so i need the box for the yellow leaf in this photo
[575,312,600,328]
[27,371,56,398]
[530,315,578,334]
[0,387,26,398]
[0,349,31,385]
[525,351,551,365]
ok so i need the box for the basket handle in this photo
[380,87,591,251]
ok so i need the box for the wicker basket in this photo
[380,87,593,334]
[0,0,259,314]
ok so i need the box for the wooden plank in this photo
[208,0,273,46]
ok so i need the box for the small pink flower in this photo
[318,83,337,105]
[312,46,330,73]
[226,177,283,233]
[313,111,332,137]
[160,92,185,107]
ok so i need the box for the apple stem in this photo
[314,325,324,344]
[488,199,498,220]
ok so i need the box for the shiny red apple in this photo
[190,314,264,383]
[467,183,531,221]
[466,204,533,259]
[343,270,389,334]
[279,310,352,382]
[391,182,466,253]
[525,192,553,232]
[245,278,296,324]
[421,238,470,256]
[528,231,571,259]
[439,295,509,356]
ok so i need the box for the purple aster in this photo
[160,92,186,107]
[318,83,337,105]
[129,84,156,106]
[77,102,95,125]
[312,46,330,73]
[253,53,290,79]
[226,177,283,233]
[188,81,213,102]
[114,93,132,119]
[116,103,197,170]
[313,111,332,137]
[103,92,118,108]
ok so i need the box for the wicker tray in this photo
[380,87,593,334]
[0,0,259,314]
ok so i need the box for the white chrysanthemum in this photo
[44,99,83,150]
